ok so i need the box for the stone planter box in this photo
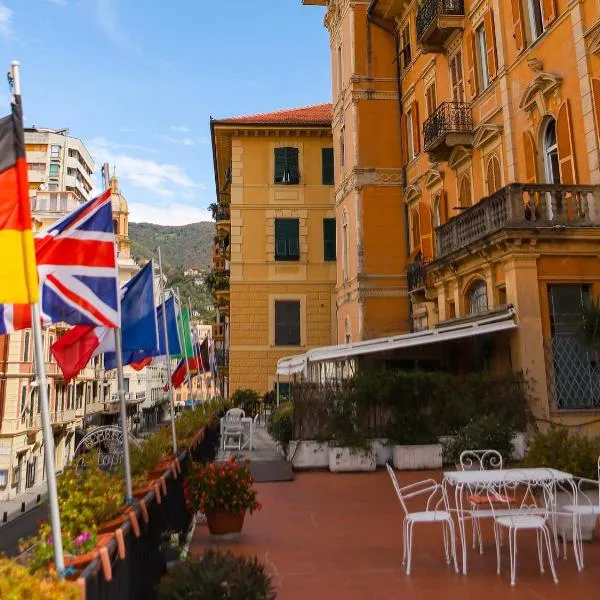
[287,440,329,469]
[370,438,392,466]
[328,447,376,472]
[393,444,443,470]
[554,490,598,542]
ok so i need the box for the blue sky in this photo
[0,0,330,225]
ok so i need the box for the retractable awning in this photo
[276,309,517,375]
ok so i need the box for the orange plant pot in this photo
[205,511,245,536]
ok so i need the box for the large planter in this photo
[371,438,392,467]
[554,490,598,542]
[393,444,443,470]
[206,511,246,540]
[328,447,376,472]
[287,440,329,469]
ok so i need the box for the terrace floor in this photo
[190,469,600,600]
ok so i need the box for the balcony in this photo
[212,322,225,341]
[407,254,432,294]
[213,256,228,273]
[435,183,600,260]
[215,205,231,239]
[214,288,230,308]
[213,235,230,260]
[416,0,465,53]
[423,102,473,161]
[215,348,229,370]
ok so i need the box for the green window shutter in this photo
[275,300,301,346]
[322,148,334,185]
[274,148,287,183]
[286,147,300,184]
[323,218,336,261]
[275,218,300,261]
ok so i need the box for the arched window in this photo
[543,118,560,184]
[342,208,349,283]
[486,155,502,194]
[458,175,472,208]
[468,280,488,314]
[433,194,442,227]
[411,208,421,252]
[112,219,118,234]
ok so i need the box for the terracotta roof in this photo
[213,103,332,126]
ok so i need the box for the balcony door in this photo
[450,51,465,102]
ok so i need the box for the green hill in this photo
[129,222,214,270]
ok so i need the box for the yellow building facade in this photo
[210,105,337,394]
[303,0,600,429]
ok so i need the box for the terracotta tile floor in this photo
[190,470,600,600]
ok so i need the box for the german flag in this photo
[0,93,38,304]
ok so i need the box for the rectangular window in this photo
[321,147,334,185]
[50,145,61,158]
[49,163,60,177]
[28,163,45,172]
[450,51,465,101]
[20,386,27,417]
[323,218,336,261]
[476,24,490,91]
[400,24,412,70]
[274,218,300,261]
[274,147,300,184]
[337,45,343,94]
[406,107,415,161]
[425,83,437,117]
[48,335,54,362]
[275,300,301,346]
[339,127,345,168]
[549,285,590,336]
[527,0,544,41]
[23,330,30,361]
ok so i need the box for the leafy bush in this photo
[267,403,293,453]
[231,388,261,417]
[444,417,515,465]
[0,559,78,599]
[158,550,276,600]
[523,427,600,480]
[580,296,600,349]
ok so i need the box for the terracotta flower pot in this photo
[206,511,246,538]
[97,508,130,534]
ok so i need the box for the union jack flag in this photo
[0,189,120,334]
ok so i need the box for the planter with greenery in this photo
[158,549,276,600]
[267,403,293,456]
[186,457,261,539]
[0,559,79,599]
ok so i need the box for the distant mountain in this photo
[129,222,214,270]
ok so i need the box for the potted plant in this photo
[267,403,293,457]
[444,417,515,469]
[158,550,276,600]
[0,558,79,599]
[187,457,261,539]
[524,427,600,540]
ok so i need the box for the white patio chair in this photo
[386,463,459,576]
[487,470,558,586]
[459,449,507,554]
[222,408,245,451]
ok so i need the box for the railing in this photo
[215,205,230,222]
[407,255,430,292]
[212,322,225,338]
[215,348,229,368]
[423,101,472,150]
[416,0,465,42]
[435,183,600,259]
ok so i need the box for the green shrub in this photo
[444,417,515,465]
[580,296,600,349]
[523,427,600,479]
[231,388,260,417]
[267,403,294,453]
[158,550,276,600]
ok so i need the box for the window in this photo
[406,106,415,161]
[275,300,301,346]
[433,194,442,227]
[49,164,60,177]
[23,330,30,361]
[322,147,334,185]
[549,285,590,335]
[337,45,343,93]
[459,175,472,208]
[342,209,349,282]
[20,386,27,417]
[274,218,300,261]
[468,281,488,314]
[476,24,490,91]
[28,163,45,172]
[527,0,544,41]
[449,51,465,101]
[50,145,61,158]
[400,24,411,70]
[25,456,37,489]
[411,208,421,251]
[543,118,560,184]
[339,127,345,168]
[413,314,428,332]
[47,335,54,362]
[425,83,437,117]
[323,218,336,261]
[486,155,502,193]
[344,317,351,344]
[274,147,300,184]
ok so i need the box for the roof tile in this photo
[215,103,332,126]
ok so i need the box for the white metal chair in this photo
[459,449,507,554]
[487,470,558,586]
[386,463,458,575]
[222,408,245,451]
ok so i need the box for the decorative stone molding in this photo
[421,167,444,189]
[472,123,503,149]
[335,167,402,203]
[448,145,473,170]
[519,71,563,112]
[405,184,421,205]
[585,20,600,56]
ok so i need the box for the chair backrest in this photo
[224,408,244,428]
[386,463,445,517]
[459,449,503,471]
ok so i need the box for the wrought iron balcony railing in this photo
[215,348,229,368]
[423,101,472,151]
[417,0,465,43]
[407,255,430,292]
[435,183,600,259]
[215,205,230,222]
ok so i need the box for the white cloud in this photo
[0,3,13,40]
[44,0,68,6]
[88,136,157,154]
[170,125,190,133]
[119,126,134,132]
[156,134,196,147]
[87,137,205,197]
[129,202,212,226]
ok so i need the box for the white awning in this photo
[276,310,517,373]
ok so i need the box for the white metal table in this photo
[443,467,578,575]
[219,416,254,451]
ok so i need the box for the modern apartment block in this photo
[210,104,337,394]
[300,0,600,431]
[25,127,94,202]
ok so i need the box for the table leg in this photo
[455,483,468,575]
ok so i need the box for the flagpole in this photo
[157,247,177,454]
[114,328,134,502]
[176,287,194,408]
[188,296,202,406]
[10,61,65,576]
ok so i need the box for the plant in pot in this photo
[0,558,79,599]
[158,549,276,600]
[444,417,515,469]
[159,530,183,573]
[267,403,293,455]
[187,457,261,539]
